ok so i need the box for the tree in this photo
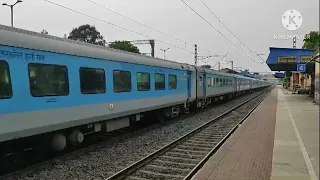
[68,24,106,46]
[109,41,140,54]
[63,33,67,39]
[201,65,211,69]
[41,29,48,34]
[303,31,320,53]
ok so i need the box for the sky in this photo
[0,0,319,73]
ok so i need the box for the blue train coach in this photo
[0,25,198,152]
[0,24,270,153]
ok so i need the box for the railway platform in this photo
[191,87,319,180]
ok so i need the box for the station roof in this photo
[266,47,316,72]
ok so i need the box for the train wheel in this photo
[51,133,67,152]
[68,129,84,146]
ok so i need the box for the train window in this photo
[219,78,222,86]
[169,74,177,90]
[215,78,219,86]
[28,63,69,97]
[222,79,225,86]
[155,73,165,90]
[80,67,106,94]
[137,72,150,91]
[0,61,12,99]
[113,70,131,93]
[211,78,214,86]
[207,77,211,87]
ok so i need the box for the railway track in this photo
[107,88,271,180]
[0,88,270,180]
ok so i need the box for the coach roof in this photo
[194,66,236,77]
[0,25,195,71]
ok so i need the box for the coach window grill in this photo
[0,60,12,99]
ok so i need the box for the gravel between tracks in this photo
[10,92,264,180]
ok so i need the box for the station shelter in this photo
[267,47,316,94]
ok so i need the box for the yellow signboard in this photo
[300,56,312,63]
[278,56,297,63]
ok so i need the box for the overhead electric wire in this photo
[84,0,220,56]
[199,0,251,50]
[212,52,229,68]
[199,0,265,63]
[43,0,194,54]
[86,0,187,45]
[180,0,261,63]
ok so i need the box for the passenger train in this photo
[0,25,270,152]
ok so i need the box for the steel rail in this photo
[107,88,272,180]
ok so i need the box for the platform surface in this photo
[271,88,319,180]
[191,87,319,180]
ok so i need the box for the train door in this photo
[233,77,237,93]
[203,74,206,97]
[187,71,192,100]
[198,73,204,97]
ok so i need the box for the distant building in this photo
[313,53,320,104]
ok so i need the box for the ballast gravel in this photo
[13,92,262,180]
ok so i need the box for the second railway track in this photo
[107,88,272,180]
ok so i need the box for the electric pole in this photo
[150,40,155,57]
[292,37,296,87]
[2,0,23,27]
[194,44,198,66]
[160,48,170,60]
